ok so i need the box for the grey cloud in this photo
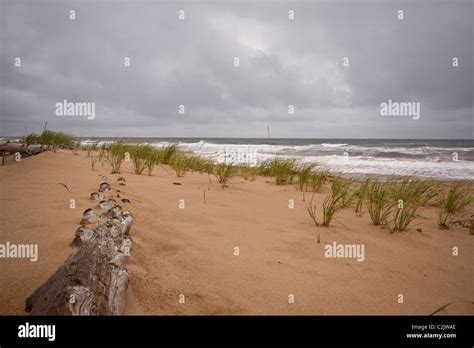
[0,0,472,138]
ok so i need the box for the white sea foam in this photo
[175,141,474,180]
[79,139,474,180]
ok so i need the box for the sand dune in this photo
[0,150,472,315]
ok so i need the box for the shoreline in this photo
[3,137,473,181]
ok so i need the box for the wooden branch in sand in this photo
[25,182,133,315]
[0,143,50,156]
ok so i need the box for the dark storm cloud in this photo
[0,0,472,138]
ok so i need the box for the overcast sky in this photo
[0,0,472,138]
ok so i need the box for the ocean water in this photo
[81,138,474,181]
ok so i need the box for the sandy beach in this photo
[0,150,472,315]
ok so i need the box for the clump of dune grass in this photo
[145,149,160,176]
[186,155,212,174]
[297,163,317,192]
[203,161,215,186]
[169,152,188,177]
[306,194,319,227]
[103,142,128,174]
[130,144,153,175]
[215,163,235,188]
[322,193,346,227]
[23,130,75,149]
[386,177,438,232]
[389,176,437,207]
[366,181,392,226]
[354,178,371,217]
[262,158,297,185]
[437,185,472,230]
[388,200,420,233]
[46,131,75,147]
[159,144,177,164]
[306,176,351,227]
[309,170,328,193]
[23,133,41,146]
[364,177,438,232]
[238,165,258,181]
[321,179,352,226]
[331,177,354,208]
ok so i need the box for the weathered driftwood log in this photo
[25,183,133,315]
[0,143,50,155]
[0,142,27,154]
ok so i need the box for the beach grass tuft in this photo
[238,165,259,181]
[297,163,318,192]
[306,194,319,227]
[145,149,160,176]
[388,200,419,233]
[169,152,188,177]
[160,144,177,164]
[437,184,472,230]
[129,144,153,175]
[331,177,354,208]
[262,158,297,185]
[367,181,392,226]
[354,178,371,216]
[389,176,437,207]
[322,178,352,226]
[102,142,128,174]
[387,178,437,232]
[309,170,328,193]
[185,155,212,174]
[23,130,75,148]
[215,163,235,188]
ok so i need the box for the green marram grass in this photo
[297,163,318,192]
[261,158,297,185]
[129,144,154,175]
[309,170,328,193]
[366,181,392,226]
[169,152,188,177]
[363,177,439,232]
[306,194,319,227]
[320,178,352,226]
[159,144,177,164]
[331,177,354,208]
[354,178,371,217]
[387,200,419,233]
[185,155,212,174]
[145,149,160,176]
[215,163,235,188]
[238,165,259,181]
[23,131,75,148]
[386,177,438,232]
[437,185,472,230]
[102,142,128,174]
[389,176,437,207]
[306,176,351,227]
[322,190,346,226]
